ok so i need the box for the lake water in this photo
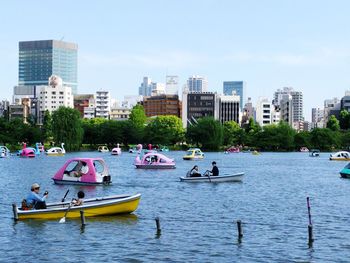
[1,151,349,262]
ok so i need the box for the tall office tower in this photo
[218,94,240,124]
[138,77,152,96]
[311,108,324,123]
[187,76,208,92]
[165,75,179,95]
[273,87,303,122]
[19,40,78,94]
[223,81,245,111]
[181,91,218,128]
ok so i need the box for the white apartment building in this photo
[324,97,340,125]
[38,75,73,119]
[256,98,272,127]
[95,90,110,119]
[151,82,165,96]
[84,97,96,119]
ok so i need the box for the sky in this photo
[1,0,350,121]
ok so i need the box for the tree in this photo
[327,115,340,131]
[339,110,350,130]
[145,115,184,145]
[186,117,223,150]
[52,107,84,151]
[42,110,53,141]
[310,128,339,151]
[294,131,311,150]
[129,105,146,142]
[223,121,242,146]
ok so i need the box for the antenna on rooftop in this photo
[60,36,65,41]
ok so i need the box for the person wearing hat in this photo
[26,183,48,209]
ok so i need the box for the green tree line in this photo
[1,106,350,152]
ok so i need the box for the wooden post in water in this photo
[307,197,314,246]
[12,204,18,221]
[155,217,161,236]
[237,220,243,241]
[80,210,86,226]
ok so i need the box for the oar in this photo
[204,170,212,182]
[61,189,69,202]
[59,199,73,223]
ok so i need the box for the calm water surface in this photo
[1,151,349,262]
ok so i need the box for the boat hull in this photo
[180,173,244,182]
[330,157,350,161]
[135,164,176,169]
[52,179,111,186]
[183,156,204,160]
[14,194,140,220]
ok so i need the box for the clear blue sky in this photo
[1,0,350,121]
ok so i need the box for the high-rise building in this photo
[218,94,240,124]
[187,76,208,92]
[19,40,78,94]
[95,90,110,119]
[279,94,293,125]
[324,97,340,124]
[223,81,245,110]
[166,75,179,95]
[182,91,218,128]
[241,97,255,126]
[273,87,303,123]
[138,77,152,96]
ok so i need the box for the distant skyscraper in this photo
[187,76,208,92]
[19,40,78,94]
[166,75,179,95]
[138,77,152,96]
[223,81,245,111]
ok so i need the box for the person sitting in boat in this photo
[25,183,48,209]
[70,161,89,177]
[189,165,201,177]
[72,191,85,206]
[204,161,219,176]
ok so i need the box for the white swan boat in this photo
[46,143,66,156]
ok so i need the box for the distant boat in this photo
[0,146,10,158]
[134,152,175,169]
[330,151,350,161]
[46,143,65,156]
[309,149,320,157]
[183,148,204,160]
[300,147,309,152]
[98,146,109,153]
[180,172,244,183]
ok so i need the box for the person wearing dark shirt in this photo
[211,161,219,176]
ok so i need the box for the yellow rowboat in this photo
[13,193,141,220]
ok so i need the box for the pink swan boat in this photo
[111,144,122,155]
[134,152,176,169]
[52,158,112,185]
[19,143,36,158]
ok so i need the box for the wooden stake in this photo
[80,210,86,226]
[237,220,243,240]
[155,217,161,235]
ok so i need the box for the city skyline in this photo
[1,0,350,121]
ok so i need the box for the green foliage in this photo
[339,110,350,130]
[129,104,146,128]
[327,115,340,131]
[310,128,340,151]
[145,115,184,145]
[186,117,223,150]
[52,107,84,151]
[42,110,53,141]
[294,131,311,149]
[223,121,243,146]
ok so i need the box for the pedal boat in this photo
[0,146,10,158]
[52,158,112,185]
[329,151,350,161]
[180,172,244,182]
[134,152,176,169]
[13,193,141,220]
[46,143,65,156]
[340,163,350,178]
[183,148,204,160]
[111,144,122,155]
[98,145,109,152]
